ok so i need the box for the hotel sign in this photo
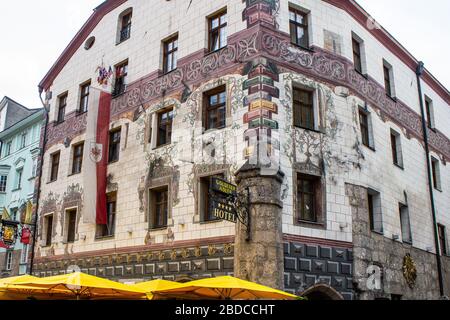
[211,199,238,223]
[211,178,237,196]
[210,178,238,223]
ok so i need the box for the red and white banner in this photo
[82,87,111,225]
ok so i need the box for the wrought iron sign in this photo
[209,178,251,241]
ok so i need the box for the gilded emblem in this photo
[224,243,233,255]
[194,247,202,257]
[403,254,417,288]
[170,249,177,260]
[181,248,190,259]
[208,245,217,256]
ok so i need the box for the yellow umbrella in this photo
[133,279,188,300]
[0,275,38,285]
[154,276,300,300]
[7,272,147,300]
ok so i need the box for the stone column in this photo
[234,163,285,290]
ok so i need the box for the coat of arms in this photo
[403,254,417,288]
[89,142,103,163]
[0,220,19,247]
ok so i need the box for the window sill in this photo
[68,172,81,177]
[162,68,178,76]
[95,235,115,241]
[386,94,397,103]
[204,45,228,57]
[116,37,130,46]
[293,125,323,134]
[200,219,222,225]
[55,120,65,126]
[47,180,57,184]
[402,240,413,246]
[154,143,172,150]
[149,226,168,231]
[76,111,88,117]
[11,188,21,192]
[371,229,384,236]
[290,43,315,53]
[296,219,325,229]
[393,163,404,170]
[363,144,376,152]
[434,187,443,193]
[108,159,120,165]
[354,69,368,79]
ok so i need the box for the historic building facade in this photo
[33,0,450,300]
[0,97,44,276]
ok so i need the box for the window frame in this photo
[208,9,228,52]
[15,169,23,190]
[49,151,60,182]
[57,93,68,124]
[203,86,227,131]
[199,173,225,223]
[367,189,383,234]
[96,192,117,239]
[352,36,363,74]
[289,6,310,49]
[293,86,316,131]
[163,35,178,74]
[71,142,84,175]
[108,127,121,164]
[296,173,322,224]
[438,224,448,256]
[20,132,27,149]
[399,203,412,244]
[118,10,132,43]
[149,186,169,229]
[383,60,395,99]
[113,61,128,97]
[359,109,371,149]
[424,96,436,130]
[156,107,174,147]
[5,251,13,271]
[65,209,77,244]
[390,130,403,169]
[0,175,7,193]
[79,81,91,114]
[431,156,442,191]
[44,214,53,247]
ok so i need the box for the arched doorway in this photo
[301,284,344,301]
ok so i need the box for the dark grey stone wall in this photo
[284,241,354,300]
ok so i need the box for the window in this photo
[57,93,67,123]
[204,86,226,130]
[5,141,12,157]
[11,208,18,221]
[399,204,412,244]
[113,61,128,96]
[0,175,7,192]
[289,7,309,48]
[425,96,435,129]
[5,251,13,271]
[359,108,374,149]
[20,244,29,264]
[108,128,121,163]
[66,209,77,243]
[71,143,84,175]
[208,10,227,52]
[118,10,132,43]
[79,81,91,114]
[367,189,383,233]
[31,157,38,178]
[438,224,448,256]
[431,157,442,190]
[50,152,60,182]
[15,169,23,189]
[383,61,395,98]
[163,35,178,74]
[96,193,117,238]
[293,87,315,130]
[297,174,321,223]
[199,174,224,222]
[390,130,403,168]
[352,36,363,73]
[150,187,168,229]
[20,132,27,149]
[44,214,53,246]
[157,108,174,147]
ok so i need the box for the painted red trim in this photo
[38,0,127,92]
[283,234,353,249]
[96,92,111,225]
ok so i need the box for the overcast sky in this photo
[0,0,449,109]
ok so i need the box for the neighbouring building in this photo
[33,0,450,300]
[0,96,44,276]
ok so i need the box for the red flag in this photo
[21,227,31,245]
[95,91,111,225]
